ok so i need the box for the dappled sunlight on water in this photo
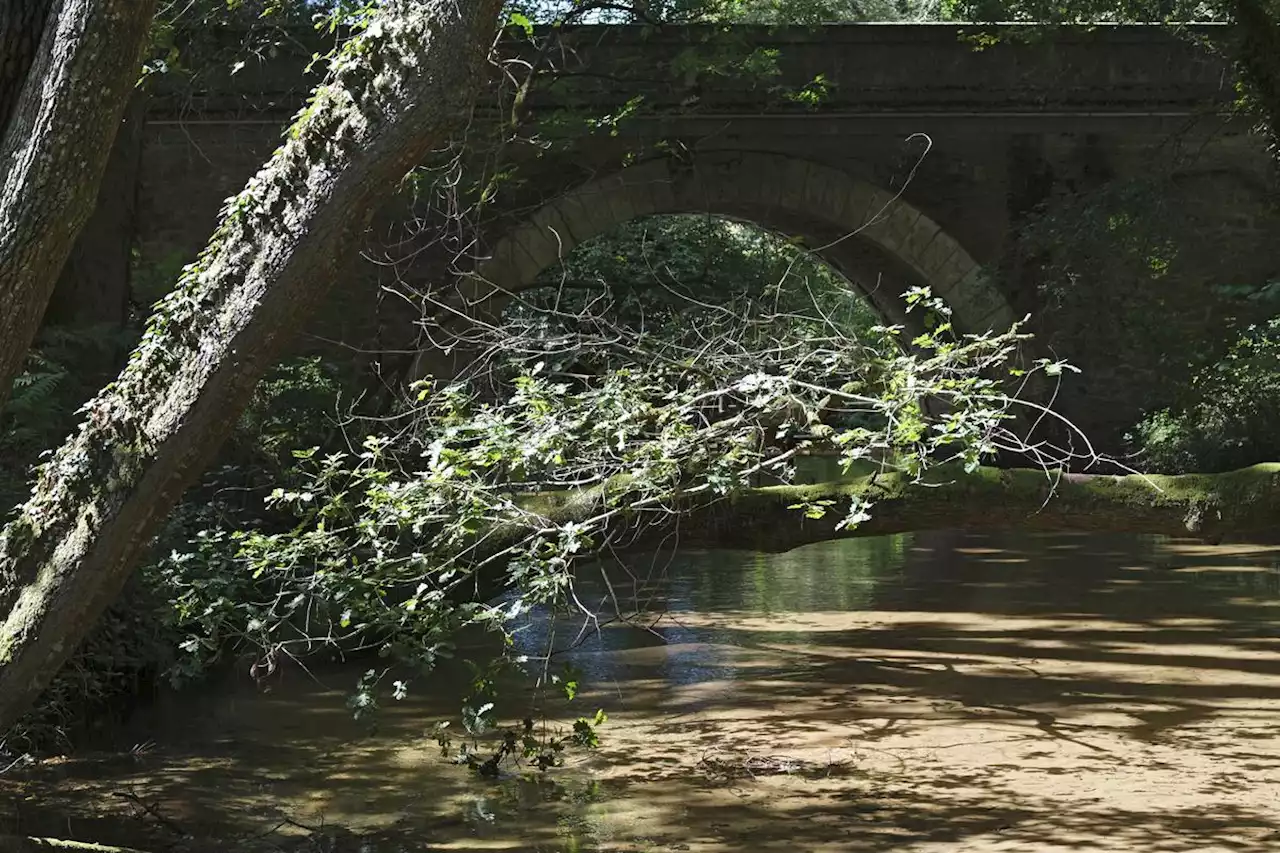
[5,531,1280,851]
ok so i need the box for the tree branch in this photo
[530,464,1280,556]
[0,836,150,853]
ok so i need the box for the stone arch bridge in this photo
[128,23,1277,446]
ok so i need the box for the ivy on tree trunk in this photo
[0,0,505,732]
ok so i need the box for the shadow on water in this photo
[5,531,1280,851]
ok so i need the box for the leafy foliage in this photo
[941,0,1220,26]
[147,250,1071,775]
[430,665,608,777]
[4,351,341,752]
[1,0,1101,767]
[0,326,133,511]
[709,0,947,21]
[512,0,944,23]
[517,214,881,347]
[1007,175,1280,441]
[1129,317,1280,472]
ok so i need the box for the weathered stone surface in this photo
[134,24,1280,449]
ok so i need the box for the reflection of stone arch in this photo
[477,152,1014,334]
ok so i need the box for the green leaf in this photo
[508,11,534,37]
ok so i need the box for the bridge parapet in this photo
[147,24,1236,123]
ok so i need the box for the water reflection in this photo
[510,534,911,687]
[6,531,1280,853]
[516,531,1280,682]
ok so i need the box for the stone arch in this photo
[475,152,1015,334]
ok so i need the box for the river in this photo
[4,531,1280,852]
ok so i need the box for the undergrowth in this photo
[1,335,343,754]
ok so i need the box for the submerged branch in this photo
[0,838,151,853]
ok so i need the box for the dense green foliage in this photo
[510,0,944,23]
[0,348,342,751]
[1010,176,1280,437]
[0,327,130,511]
[3,202,1067,762]
[517,215,881,352]
[143,273,1047,766]
[947,0,1280,464]
[0,214,938,758]
[1130,318,1280,472]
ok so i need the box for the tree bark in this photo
[0,0,156,416]
[0,0,505,733]
[525,464,1280,557]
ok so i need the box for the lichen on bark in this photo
[0,0,505,733]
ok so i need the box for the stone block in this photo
[635,159,679,214]
[805,164,859,228]
[528,203,577,259]
[475,237,521,290]
[857,187,898,234]
[618,170,665,219]
[830,182,877,233]
[552,192,604,246]
[697,157,752,210]
[897,215,944,276]
[874,204,924,257]
[596,174,639,226]
[777,159,815,214]
[934,254,978,297]
[748,158,787,212]
[508,224,565,283]
[919,234,968,289]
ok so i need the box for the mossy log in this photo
[0,0,504,733]
[531,464,1280,555]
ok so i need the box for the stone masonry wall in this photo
[132,24,1280,448]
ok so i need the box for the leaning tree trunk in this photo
[0,0,505,731]
[0,0,157,415]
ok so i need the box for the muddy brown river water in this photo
[5,531,1280,851]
